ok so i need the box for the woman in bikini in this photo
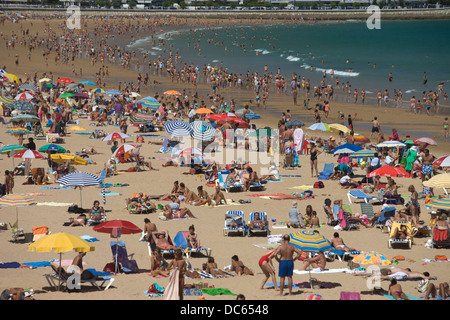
[186,225,200,248]
[231,255,254,276]
[88,200,104,222]
[150,248,170,277]
[204,257,229,278]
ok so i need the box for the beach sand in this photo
[0,15,449,301]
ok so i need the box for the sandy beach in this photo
[0,13,449,302]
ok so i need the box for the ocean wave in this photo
[315,67,360,77]
[255,49,271,55]
[286,56,301,62]
[405,89,419,93]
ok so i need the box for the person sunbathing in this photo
[388,279,410,300]
[269,190,313,200]
[330,232,357,252]
[231,255,254,276]
[162,196,197,220]
[186,225,200,249]
[158,181,179,201]
[392,224,411,240]
[211,185,227,206]
[244,167,260,192]
[152,231,178,250]
[143,218,158,242]
[249,212,269,232]
[204,257,230,278]
[307,211,320,228]
[69,214,87,227]
[150,248,170,277]
[186,186,211,206]
[300,251,326,271]
[88,200,105,222]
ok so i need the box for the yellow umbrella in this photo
[39,78,51,83]
[69,126,86,131]
[4,73,20,84]
[28,232,95,291]
[50,154,88,166]
[423,173,450,189]
[329,123,351,134]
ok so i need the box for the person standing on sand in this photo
[444,117,449,142]
[370,117,381,139]
[270,234,301,296]
[258,249,279,290]
[166,249,187,300]
[310,142,321,178]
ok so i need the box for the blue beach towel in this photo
[21,261,52,268]
[384,294,421,300]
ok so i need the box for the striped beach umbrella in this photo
[0,193,37,221]
[164,120,192,137]
[376,141,406,148]
[332,143,363,154]
[423,173,450,189]
[289,230,333,253]
[11,114,40,123]
[425,197,450,210]
[140,96,159,102]
[0,144,27,154]
[433,155,450,167]
[105,89,122,96]
[301,294,323,300]
[19,84,39,92]
[306,122,331,132]
[11,100,34,112]
[367,165,410,178]
[15,92,35,101]
[0,96,15,105]
[176,147,204,157]
[349,149,376,158]
[353,134,370,143]
[191,120,216,141]
[130,112,156,125]
[13,149,45,159]
[352,251,392,266]
[329,123,351,134]
[6,128,33,135]
[112,144,139,158]
[138,100,160,109]
[57,172,102,208]
[38,144,66,153]
[102,132,131,142]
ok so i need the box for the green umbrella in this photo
[59,93,74,99]
[38,144,67,153]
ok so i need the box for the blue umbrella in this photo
[164,120,192,137]
[307,123,331,132]
[286,119,305,127]
[139,96,159,103]
[79,81,97,86]
[332,143,363,154]
[104,89,122,96]
[57,172,102,208]
[12,100,34,112]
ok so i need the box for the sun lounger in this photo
[248,212,269,236]
[325,249,362,262]
[9,220,25,243]
[45,263,114,291]
[224,211,246,236]
[359,202,375,219]
[318,163,334,180]
[46,133,65,144]
[216,172,244,193]
[388,221,416,249]
[375,206,396,231]
[347,190,385,204]
[172,231,212,258]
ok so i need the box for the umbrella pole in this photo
[58,252,62,291]
[79,187,83,208]
[115,239,119,275]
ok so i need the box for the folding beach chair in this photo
[45,263,114,291]
[216,172,244,193]
[110,241,139,273]
[375,207,396,231]
[248,212,269,237]
[172,231,212,258]
[388,221,416,249]
[360,203,375,219]
[224,211,246,236]
[318,163,335,180]
[347,190,385,204]
[9,220,25,243]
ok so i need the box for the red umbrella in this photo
[57,77,74,84]
[366,165,410,178]
[433,155,450,167]
[13,149,45,159]
[102,132,131,142]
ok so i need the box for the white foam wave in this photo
[286,55,301,62]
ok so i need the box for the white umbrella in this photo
[56,172,102,208]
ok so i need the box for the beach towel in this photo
[201,288,237,296]
[164,268,180,300]
[0,262,21,269]
[99,192,121,196]
[384,294,421,300]
[40,186,75,190]
[280,175,302,177]
[265,282,301,289]
[294,128,305,155]
[80,235,99,242]
[145,283,165,297]
[293,268,352,275]
[289,185,314,190]
[21,261,52,268]
[37,202,75,207]
[183,288,203,296]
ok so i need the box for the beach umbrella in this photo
[13,149,45,159]
[227,117,250,128]
[0,96,15,105]
[79,81,97,86]
[0,193,37,222]
[130,92,141,98]
[74,92,89,99]
[102,132,131,142]
[38,144,66,153]
[15,92,35,101]
[57,172,102,208]
[176,147,204,158]
[190,120,216,141]
[105,89,122,96]
[349,149,376,158]
[57,78,74,84]
[285,119,305,127]
[164,120,193,137]
[4,73,20,84]
[353,134,370,143]
[195,108,213,114]
[112,144,139,158]
[332,143,363,154]
[417,137,437,146]
[0,69,7,77]
[433,155,450,167]
[376,141,406,148]
[306,123,331,132]
[366,165,410,178]
[93,220,142,274]
[6,128,33,135]
[163,90,181,96]
[425,197,450,210]
[38,78,51,83]
[91,88,104,94]
[59,92,75,99]
[0,144,27,154]
[138,100,160,109]
[11,100,34,112]
[329,123,351,134]
[19,84,39,92]
[50,154,88,166]
[352,251,392,266]
[423,173,450,189]
[28,232,95,291]
[130,112,156,125]
[140,96,159,102]
[11,114,40,123]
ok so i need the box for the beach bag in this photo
[435,255,448,261]
[393,255,405,261]
[68,204,85,214]
[314,181,324,188]
[103,262,122,273]
[148,283,164,295]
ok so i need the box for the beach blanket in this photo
[183,288,203,296]
[201,288,237,296]
[384,294,421,300]
[38,202,74,207]
[293,268,352,275]
[289,185,314,190]
[25,193,47,196]
[0,262,21,269]
[21,261,52,268]
[80,235,99,242]
[280,175,302,178]
[40,186,75,190]
[248,193,286,197]
[99,192,121,196]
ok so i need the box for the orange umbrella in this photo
[195,108,213,114]
[163,90,181,96]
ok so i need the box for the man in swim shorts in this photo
[270,234,301,296]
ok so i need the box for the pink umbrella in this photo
[13,149,45,159]
[15,92,35,101]
[433,155,450,167]
[417,137,437,146]
[102,132,131,142]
